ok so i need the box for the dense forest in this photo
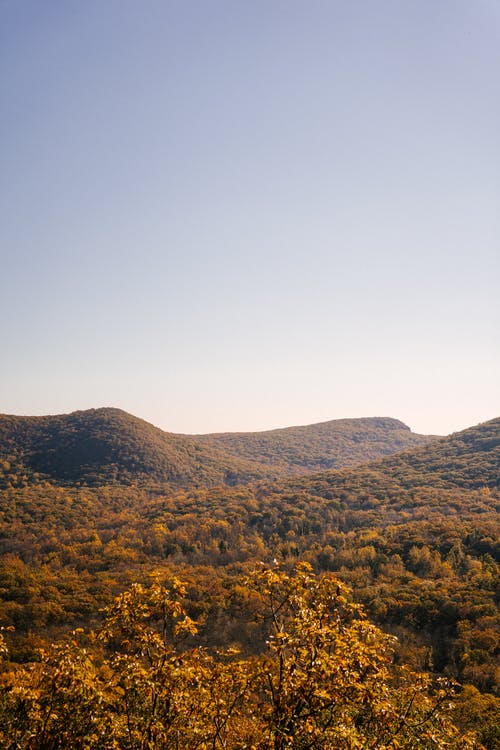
[0,412,498,748]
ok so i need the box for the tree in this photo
[245,562,478,749]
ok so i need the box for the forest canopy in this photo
[0,564,481,749]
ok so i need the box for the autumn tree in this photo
[245,562,478,749]
[0,567,481,749]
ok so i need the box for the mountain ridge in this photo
[0,407,434,488]
[192,415,433,473]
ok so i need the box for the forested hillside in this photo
[193,416,432,472]
[0,416,498,747]
[0,408,434,487]
[0,408,268,488]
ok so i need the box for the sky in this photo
[1,0,499,437]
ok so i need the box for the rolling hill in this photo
[286,415,500,502]
[193,416,432,473]
[0,408,267,488]
[0,408,434,488]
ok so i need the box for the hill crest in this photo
[0,407,434,488]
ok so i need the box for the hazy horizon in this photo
[1,1,499,438]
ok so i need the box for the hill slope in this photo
[0,408,434,488]
[194,416,432,473]
[0,408,267,487]
[290,416,500,501]
[375,416,500,489]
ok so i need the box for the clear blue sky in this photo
[1,0,499,436]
